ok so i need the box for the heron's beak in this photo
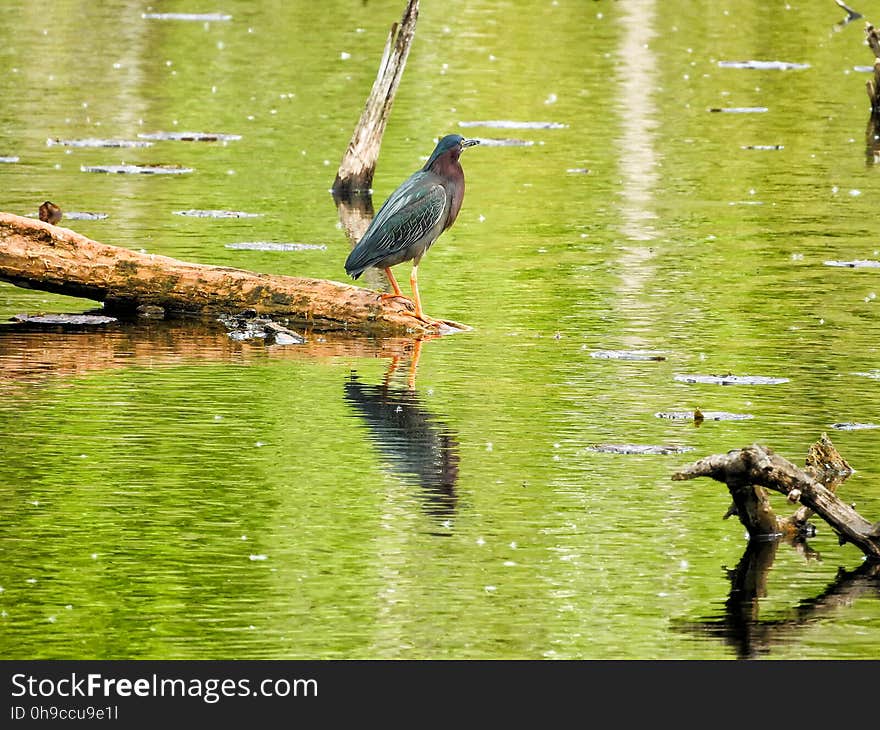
[461,138,480,149]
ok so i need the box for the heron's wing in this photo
[352,174,448,262]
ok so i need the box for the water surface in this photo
[1,0,879,660]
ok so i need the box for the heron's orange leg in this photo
[382,268,407,299]
[378,267,415,310]
[408,263,442,324]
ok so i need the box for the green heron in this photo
[344,134,479,324]
[39,201,62,225]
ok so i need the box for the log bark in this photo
[332,0,419,194]
[0,212,467,335]
[673,441,880,559]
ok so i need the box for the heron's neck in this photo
[429,152,464,185]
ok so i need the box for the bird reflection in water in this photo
[343,339,460,530]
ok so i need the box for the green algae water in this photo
[1,0,880,659]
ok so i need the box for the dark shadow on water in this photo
[342,342,460,532]
[673,537,880,659]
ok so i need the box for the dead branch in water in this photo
[332,0,419,194]
[672,436,880,559]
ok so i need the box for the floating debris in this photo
[47,137,153,148]
[225,241,327,252]
[81,164,193,175]
[467,137,534,147]
[0,156,20,163]
[458,120,568,129]
[590,349,667,361]
[142,12,232,21]
[566,168,590,174]
[709,107,769,113]
[674,374,789,385]
[854,65,874,73]
[741,145,784,150]
[824,259,880,268]
[218,311,305,345]
[717,60,810,70]
[831,422,878,431]
[835,0,863,28]
[655,411,753,421]
[138,131,241,142]
[586,444,695,455]
[11,314,117,326]
[174,209,261,218]
[853,370,880,380]
[63,211,109,220]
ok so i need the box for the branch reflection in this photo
[674,536,880,659]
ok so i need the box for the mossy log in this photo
[673,437,880,559]
[0,212,465,335]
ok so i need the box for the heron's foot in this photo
[378,292,415,311]
[404,311,472,332]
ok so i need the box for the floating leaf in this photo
[655,411,753,421]
[853,370,880,380]
[81,164,193,174]
[47,137,153,148]
[590,349,667,361]
[674,374,789,385]
[467,137,535,147]
[174,210,261,218]
[458,120,567,129]
[142,12,232,21]
[824,259,880,268]
[138,131,241,142]
[709,107,769,113]
[717,60,810,70]
[586,444,695,455]
[64,212,109,220]
[225,242,327,251]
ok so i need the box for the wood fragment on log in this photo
[788,433,853,532]
[672,440,880,558]
[332,0,419,195]
[0,212,468,335]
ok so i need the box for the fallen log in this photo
[672,438,880,559]
[0,212,467,335]
[332,0,419,194]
